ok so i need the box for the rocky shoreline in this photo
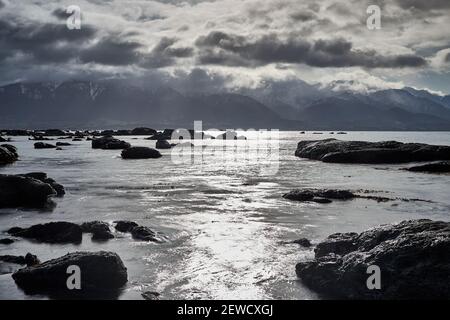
[295,219,450,299]
[1,131,450,299]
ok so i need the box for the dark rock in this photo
[295,139,450,164]
[0,174,57,208]
[293,238,312,247]
[8,222,82,244]
[0,253,39,266]
[312,198,333,204]
[12,251,128,296]
[30,135,53,141]
[121,147,162,159]
[34,142,56,149]
[56,142,72,146]
[147,129,173,141]
[142,291,160,300]
[0,144,18,165]
[156,139,172,149]
[0,238,14,245]
[114,221,138,233]
[81,221,114,241]
[296,219,450,299]
[92,136,130,150]
[131,226,160,242]
[406,161,450,173]
[42,129,66,136]
[131,127,157,136]
[283,189,355,202]
[21,172,65,197]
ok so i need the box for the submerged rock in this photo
[293,238,312,247]
[131,226,160,242]
[12,251,128,297]
[156,139,172,149]
[0,144,18,165]
[406,161,450,173]
[34,142,56,149]
[8,222,82,244]
[295,219,450,299]
[0,174,57,208]
[81,221,114,241]
[121,147,162,159]
[92,136,130,150]
[295,139,450,164]
[0,238,14,245]
[283,189,355,203]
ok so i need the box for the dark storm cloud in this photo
[0,1,4,9]
[396,0,450,10]
[446,53,450,62]
[0,18,96,63]
[196,31,427,68]
[80,37,142,65]
[141,37,193,68]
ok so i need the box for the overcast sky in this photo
[0,0,449,94]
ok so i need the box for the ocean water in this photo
[1,131,450,300]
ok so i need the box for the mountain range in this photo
[1,79,450,130]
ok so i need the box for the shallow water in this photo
[1,131,450,300]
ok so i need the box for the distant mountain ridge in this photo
[1,80,450,130]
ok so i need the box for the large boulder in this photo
[92,136,130,150]
[121,147,162,159]
[406,161,450,173]
[0,144,18,164]
[295,139,450,164]
[8,222,82,244]
[131,127,157,136]
[12,251,128,297]
[0,174,57,208]
[295,219,450,299]
[155,139,172,149]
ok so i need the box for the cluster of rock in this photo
[6,220,163,244]
[0,144,18,165]
[114,220,163,242]
[295,219,450,299]
[295,139,450,164]
[0,173,64,208]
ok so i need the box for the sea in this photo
[1,131,450,300]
